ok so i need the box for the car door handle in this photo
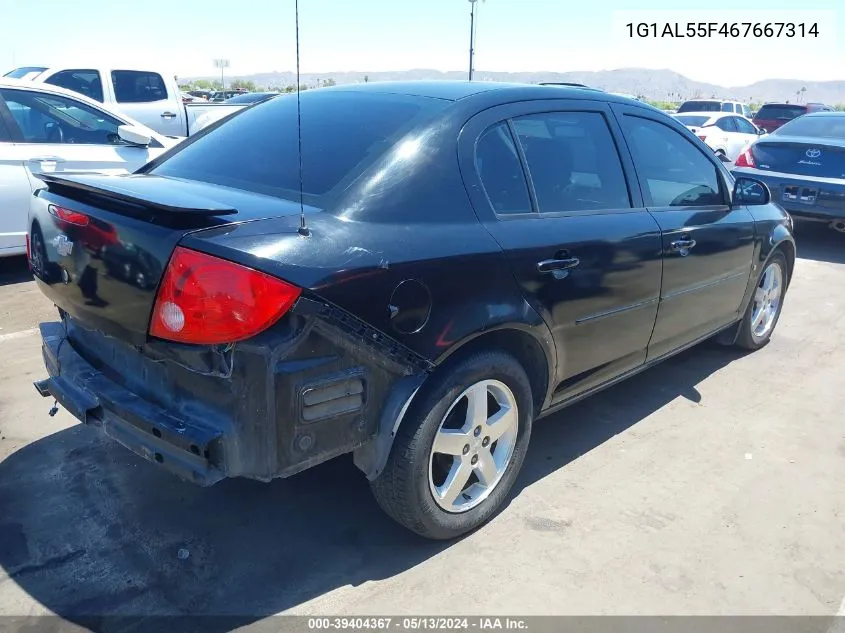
[161,111,177,119]
[670,239,697,251]
[537,257,581,274]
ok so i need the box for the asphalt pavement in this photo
[1,223,844,625]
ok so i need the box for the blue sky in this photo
[1,0,842,85]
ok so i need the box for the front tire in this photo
[371,351,533,540]
[735,250,788,350]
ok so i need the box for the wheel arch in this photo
[354,322,556,482]
[433,324,554,416]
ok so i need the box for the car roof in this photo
[317,80,647,106]
[803,111,845,118]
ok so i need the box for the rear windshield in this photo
[150,90,447,202]
[678,101,721,113]
[674,115,712,127]
[772,115,845,139]
[756,105,807,120]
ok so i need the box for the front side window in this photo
[621,115,724,207]
[475,123,532,215]
[716,117,738,132]
[511,111,631,213]
[735,117,757,134]
[112,70,168,103]
[44,69,104,102]
[0,88,126,145]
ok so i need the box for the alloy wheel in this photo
[428,379,519,513]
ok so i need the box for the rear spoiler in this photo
[37,173,238,217]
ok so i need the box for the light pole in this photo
[468,0,480,81]
[213,58,230,92]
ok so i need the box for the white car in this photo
[0,79,180,257]
[677,99,753,119]
[673,111,765,161]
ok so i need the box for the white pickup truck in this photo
[4,66,245,137]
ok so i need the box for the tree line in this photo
[178,77,344,93]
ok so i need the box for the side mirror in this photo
[757,128,767,135]
[734,177,771,206]
[117,124,152,147]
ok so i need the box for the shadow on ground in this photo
[0,340,746,629]
[793,221,845,265]
[0,255,31,287]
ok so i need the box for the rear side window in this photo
[475,123,532,215]
[721,103,733,112]
[4,66,47,80]
[151,91,448,201]
[112,70,168,103]
[511,111,631,213]
[44,69,104,102]
[621,115,724,207]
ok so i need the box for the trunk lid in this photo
[749,138,845,179]
[30,173,316,346]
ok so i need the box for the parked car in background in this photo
[3,66,244,137]
[191,92,281,132]
[752,102,834,133]
[188,90,212,101]
[0,78,180,257]
[209,89,248,102]
[28,82,794,540]
[733,111,845,232]
[674,111,765,160]
[678,99,752,119]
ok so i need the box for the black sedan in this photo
[732,111,845,232]
[28,82,795,540]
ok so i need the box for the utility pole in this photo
[213,58,230,91]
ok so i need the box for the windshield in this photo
[678,101,721,113]
[772,115,845,140]
[756,105,807,120]
[674,115,712,127]
[4,66,47,80]
[150,90,448,202]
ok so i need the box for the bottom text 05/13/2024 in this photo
[306,617,529,630]
[625,22,819,38]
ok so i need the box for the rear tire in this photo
[735,250,787,350]
[370,351,533,540]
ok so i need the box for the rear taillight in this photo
[149,247,301,345]
[697,134,708,142]
[735,148,756,168]
[48,204,89,226]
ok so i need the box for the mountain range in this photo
[184,68,845,105]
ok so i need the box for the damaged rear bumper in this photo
[33,298,430,486]
[35,322,226,486]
